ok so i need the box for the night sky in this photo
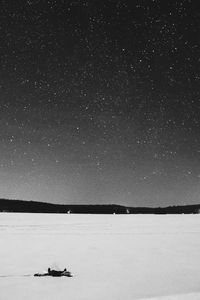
[0,0,200,206]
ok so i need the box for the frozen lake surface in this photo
[1,213,200,300]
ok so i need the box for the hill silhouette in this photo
[0,199,200,214]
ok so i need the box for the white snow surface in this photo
[1,213,200,300]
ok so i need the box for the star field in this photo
[0,0,200,206]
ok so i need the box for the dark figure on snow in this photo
[34,268,72,277]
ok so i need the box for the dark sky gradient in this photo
[0,0,200,206]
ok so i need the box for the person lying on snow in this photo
[34,268,72,277]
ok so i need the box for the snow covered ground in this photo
[0,213,200,300]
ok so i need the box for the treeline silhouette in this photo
[0,199,126,214]
[0,199,200,214]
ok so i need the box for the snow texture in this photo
[1,213,200,300]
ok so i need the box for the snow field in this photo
[0,213,200,300]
